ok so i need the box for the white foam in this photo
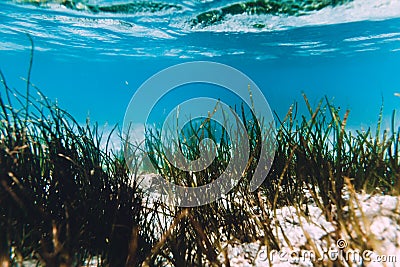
[186,0,400,32]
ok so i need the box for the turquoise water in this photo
[1,0,400,131]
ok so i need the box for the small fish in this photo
[395,93,400,97]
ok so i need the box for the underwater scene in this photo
[1,0,400,266]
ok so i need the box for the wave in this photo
[12,0,351,17]
[8,0,400,32]
[1,0,400,59]
[190,0,352,27]
[184,0,400,32]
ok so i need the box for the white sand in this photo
[218,193,400,267]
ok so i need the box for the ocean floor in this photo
[14,175,400,267]
[216,192,400,266]
[139,174,400,267]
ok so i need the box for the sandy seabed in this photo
[219,192,400,267]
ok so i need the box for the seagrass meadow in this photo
[0,61,399,266]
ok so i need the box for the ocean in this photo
[1,1,400,263]
[1,0,400,131]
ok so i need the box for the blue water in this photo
[1,0,400,132]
